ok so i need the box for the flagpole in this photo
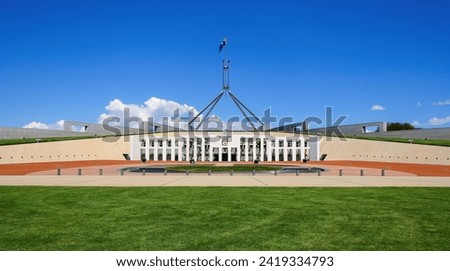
[189,37,263,131]
[222,37,230,94]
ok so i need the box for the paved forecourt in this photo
[0,175,449,187]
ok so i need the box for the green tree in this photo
[387,122,415,131]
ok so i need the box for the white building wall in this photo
[130,132,310,161]
[130,132,310,162]
[309,136,321,161]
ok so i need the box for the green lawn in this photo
[354,136,450,147]
[0,186,448,251]
[166,164,283,173]
[0,136,98,146]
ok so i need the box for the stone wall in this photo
[320,136,450,165]
[365,128,450,140]
[0,127,95,140]
[0,137,130,164]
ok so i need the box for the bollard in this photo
[57,168,61,176]
[142,169,146,176]
[339,169,343,176]
[208,169,211,176]
[381,169,385,176]
[78,169,82,176]
[230,170,233,176]
[186,170,190,176]
[164,169,167,176]
[360,169,364,176]
[120,169,124,176]
[99,168,103,176]
[252,170,256,176]
[274,170,277,176]
[296,169,299,176]
[317,170,321,176]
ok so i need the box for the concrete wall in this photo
[0,126,95,140]
[320,136,450,165]
[0,121,144,140]
[63,121,143,136]
[307,122,386,136]
[306,123,450,140]
[365,128,450,140]
[0,137,130,164]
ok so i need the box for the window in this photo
[362,125,380,133]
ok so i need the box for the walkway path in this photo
[1,175,449,187]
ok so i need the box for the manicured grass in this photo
[354,136,450,147]
[0,136,98,146]
[166,164,283,173]
[0,187,448,251]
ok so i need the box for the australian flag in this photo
[219,37,227,54]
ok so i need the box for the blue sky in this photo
[1,0,449,129]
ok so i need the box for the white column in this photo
[209,145,213,162]
[301,138,306,161]
[177,139,182,161]
[283,139,288,161]
[267,139,272,162]
[253,138,256,161]
[193,139,198,161]
[237,138,241,162]
[186,138,190,161]
[201,138,205,161]
[228,147,231,161]
[244,138,249,161]
[260,138,265,161]
[275,139,279,161]
[162,140,167,161]
[171,138,175,161]
[291,140,296,162]
[153,138,158,161]
[145,137,150,161]
[219,147,222,162]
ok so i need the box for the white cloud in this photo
[97,97,256,130]
[23,120,64,130]
[371,104,385,111]
[428,116,450,126]
[411,121,420,127]
[23,97,201,131]
[24,96,257,132]
[432,99,450,106]
[23,121,49,129]
[416,102,422,107]
[98,97,199,128]
[48,120,65,130]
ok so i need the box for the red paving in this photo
[0,160,140,175]
[0,160,449,176]
[308,161,450,176]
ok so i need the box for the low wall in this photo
[367,128,450,140]
[0,137,130,164]
[320,137,450,165]
[306,124,450,140]
[0,126,95,139]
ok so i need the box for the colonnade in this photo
[132,134,309,162]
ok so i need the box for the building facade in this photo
[130,131,317,162]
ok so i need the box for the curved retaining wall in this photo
[1,135,448,165]
[319,137,450,165]
[0,137,130,164]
